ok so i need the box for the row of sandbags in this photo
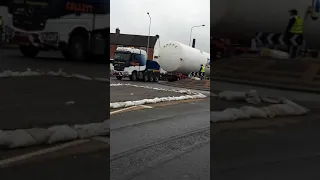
[211,90,309,122]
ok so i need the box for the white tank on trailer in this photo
[211,0,320,49]
[158,41,210,75]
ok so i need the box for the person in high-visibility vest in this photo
[286,9,303,59]
[199,64,205,80]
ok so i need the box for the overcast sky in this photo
[110,0,210,54]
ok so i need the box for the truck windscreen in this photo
[114,53,131,61]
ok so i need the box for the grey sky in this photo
[110,0,210,54]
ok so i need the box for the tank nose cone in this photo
[158,48,181,72]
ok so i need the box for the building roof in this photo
[110,33,159,48]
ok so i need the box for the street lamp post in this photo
[147,12,151,60]
[189,24,205,46]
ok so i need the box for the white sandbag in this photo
[218,91,246,101]
[5,130,37,148]
[133,100,146,106]
[240,106,267,118]
[124,101,135,107]
[262,104,299,117]
[25,128,53,144]
[72,74,92,81]
[110,102,125,109]
[74,122,109,138]
[0,130,10,147]
[46,125,78,144]
[261,97,282,104]
[269,50,289,59]
[245,90,261,105]
[225,108,251,120]
[282,99,309,115]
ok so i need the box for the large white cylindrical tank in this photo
[158,41,210,75]
[212,0,320,49]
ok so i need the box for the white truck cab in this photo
[3,0,108,61]
[112,47,147,81]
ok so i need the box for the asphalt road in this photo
[0,49,108,78]
[0,48,110,179]
[211,80,320,180]
[0,49,109,129]
[0,138,110,180]
[110,85,183,103]
[110,98,210,180]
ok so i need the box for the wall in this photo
[110,44,117,59]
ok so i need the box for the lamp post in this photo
[189,24,205,46]
[147,12,151,60]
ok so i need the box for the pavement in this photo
[211,80,320,180]
[110,98,210,180]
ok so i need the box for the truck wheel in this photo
[68,35,87,61]
[20,45,39,58]
[143,73,149,82]
[130,71,137,81]
[148,74,154,82]
[116,76,122,80]
[154,75,159,82]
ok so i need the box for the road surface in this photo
[0,137,110,180]
[0,49,109,129]
[110,97,210,180]
[0,48,110,179]
[211,80,320,180]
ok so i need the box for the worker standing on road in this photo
[285,9,303,59]
[199,64,205,80]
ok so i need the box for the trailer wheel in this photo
[143,73,149,82]
[130,71,138,81]
[153,75,159,82]
[116,76,122,80]
[148,74,154,82]
[68,35,87,61]
[20,45,39,58]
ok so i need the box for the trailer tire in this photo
[148,74,154,82]
[116,76,122,80]
[154,75,159,82]
[20,45,39,58]
[143,73,149,82]
[130,71,138,81]
[68,35,87,61]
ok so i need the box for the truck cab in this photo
[3,0,108,61]
[112,47,160,82]
[112,47,147,80]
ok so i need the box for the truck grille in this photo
[114,63,125,71]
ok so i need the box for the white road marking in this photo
[110,106,136,115]
[0,139,90,167]
[139,105,153,108]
